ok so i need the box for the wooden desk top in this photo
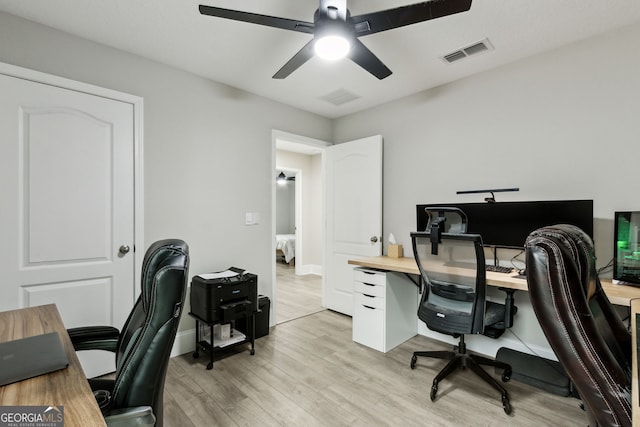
[348,256,640,306]
[0,304,106,427]
[349,256,528,291]
[632,298,640,427]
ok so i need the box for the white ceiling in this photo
[1,0,640,119]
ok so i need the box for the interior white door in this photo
[0,72,136,374]
[325,135,383,315]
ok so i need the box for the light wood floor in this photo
[164,310,587,426]
[274,262,323,324]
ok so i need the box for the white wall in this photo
[308,154,324,266]
[334,22,640,359]
[275,180,295,234]
[0,12,332,340]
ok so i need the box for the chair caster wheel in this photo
[192,351,199,359]
[502,396,512,415]
[430,384,438,401]
[410,355,417,369]
[206,362,213,370]
[502,370,511,382]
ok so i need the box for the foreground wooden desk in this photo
[348,256,640,306]
[0,304,106,427]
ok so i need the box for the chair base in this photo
[410,335,513,415]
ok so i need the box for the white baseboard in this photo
[299,264,323,276]
[171,328,196,358]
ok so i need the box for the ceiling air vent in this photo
[319,88,361,106]
[442,38,494,64]
[443,51,467,63]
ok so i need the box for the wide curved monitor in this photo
[416,199,594,249]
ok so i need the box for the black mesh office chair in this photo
[68,239,190,427]
[410,208,516,414]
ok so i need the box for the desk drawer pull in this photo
[354,282,385,298]
[363,305,376,310]
[354,269,386,286]
[363,294,375,298]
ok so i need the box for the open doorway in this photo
[272,130,328,324]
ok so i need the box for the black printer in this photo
[190,267,257,324]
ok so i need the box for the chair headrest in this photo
[140,239,189,311]
[525,224,595,298]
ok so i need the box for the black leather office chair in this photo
[410,209,516,414]
[525,225,631,427]
[68,239,190,427]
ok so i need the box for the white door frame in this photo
[0,61,144,298]
[271,129,329,325]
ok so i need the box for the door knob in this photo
[370,236,378,243]
[119,245,130,255]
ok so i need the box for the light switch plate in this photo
[245,212,260,225]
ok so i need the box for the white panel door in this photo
[325,135,382,315]
[0,73,136,346]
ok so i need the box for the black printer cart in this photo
[190,311,255,370]
[189,269,258,370]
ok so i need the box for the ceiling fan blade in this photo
[350,0,472,37]
[272,40,315,79]
[199,5,314,34]
[348,39,392,80]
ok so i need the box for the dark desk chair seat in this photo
[410,215,516,415]
[68,239,190,427]
[526,225,631,427]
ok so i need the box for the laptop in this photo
[0,332,69,386]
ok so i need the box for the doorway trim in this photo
[0,61,144,299]
[271,129,329,326]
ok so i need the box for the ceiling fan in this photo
[199,0,472,80]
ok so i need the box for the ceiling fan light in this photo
[314,35,350,60]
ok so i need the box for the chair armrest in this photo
[104,406,155,427]
[67,326,120,352]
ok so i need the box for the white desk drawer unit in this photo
[352,267,418,353]
[354,280,385,298]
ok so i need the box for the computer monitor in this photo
[613,211,640,286]
[416,200,594,249]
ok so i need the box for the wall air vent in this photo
[442,38,494,63]
[319,88,361,106]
